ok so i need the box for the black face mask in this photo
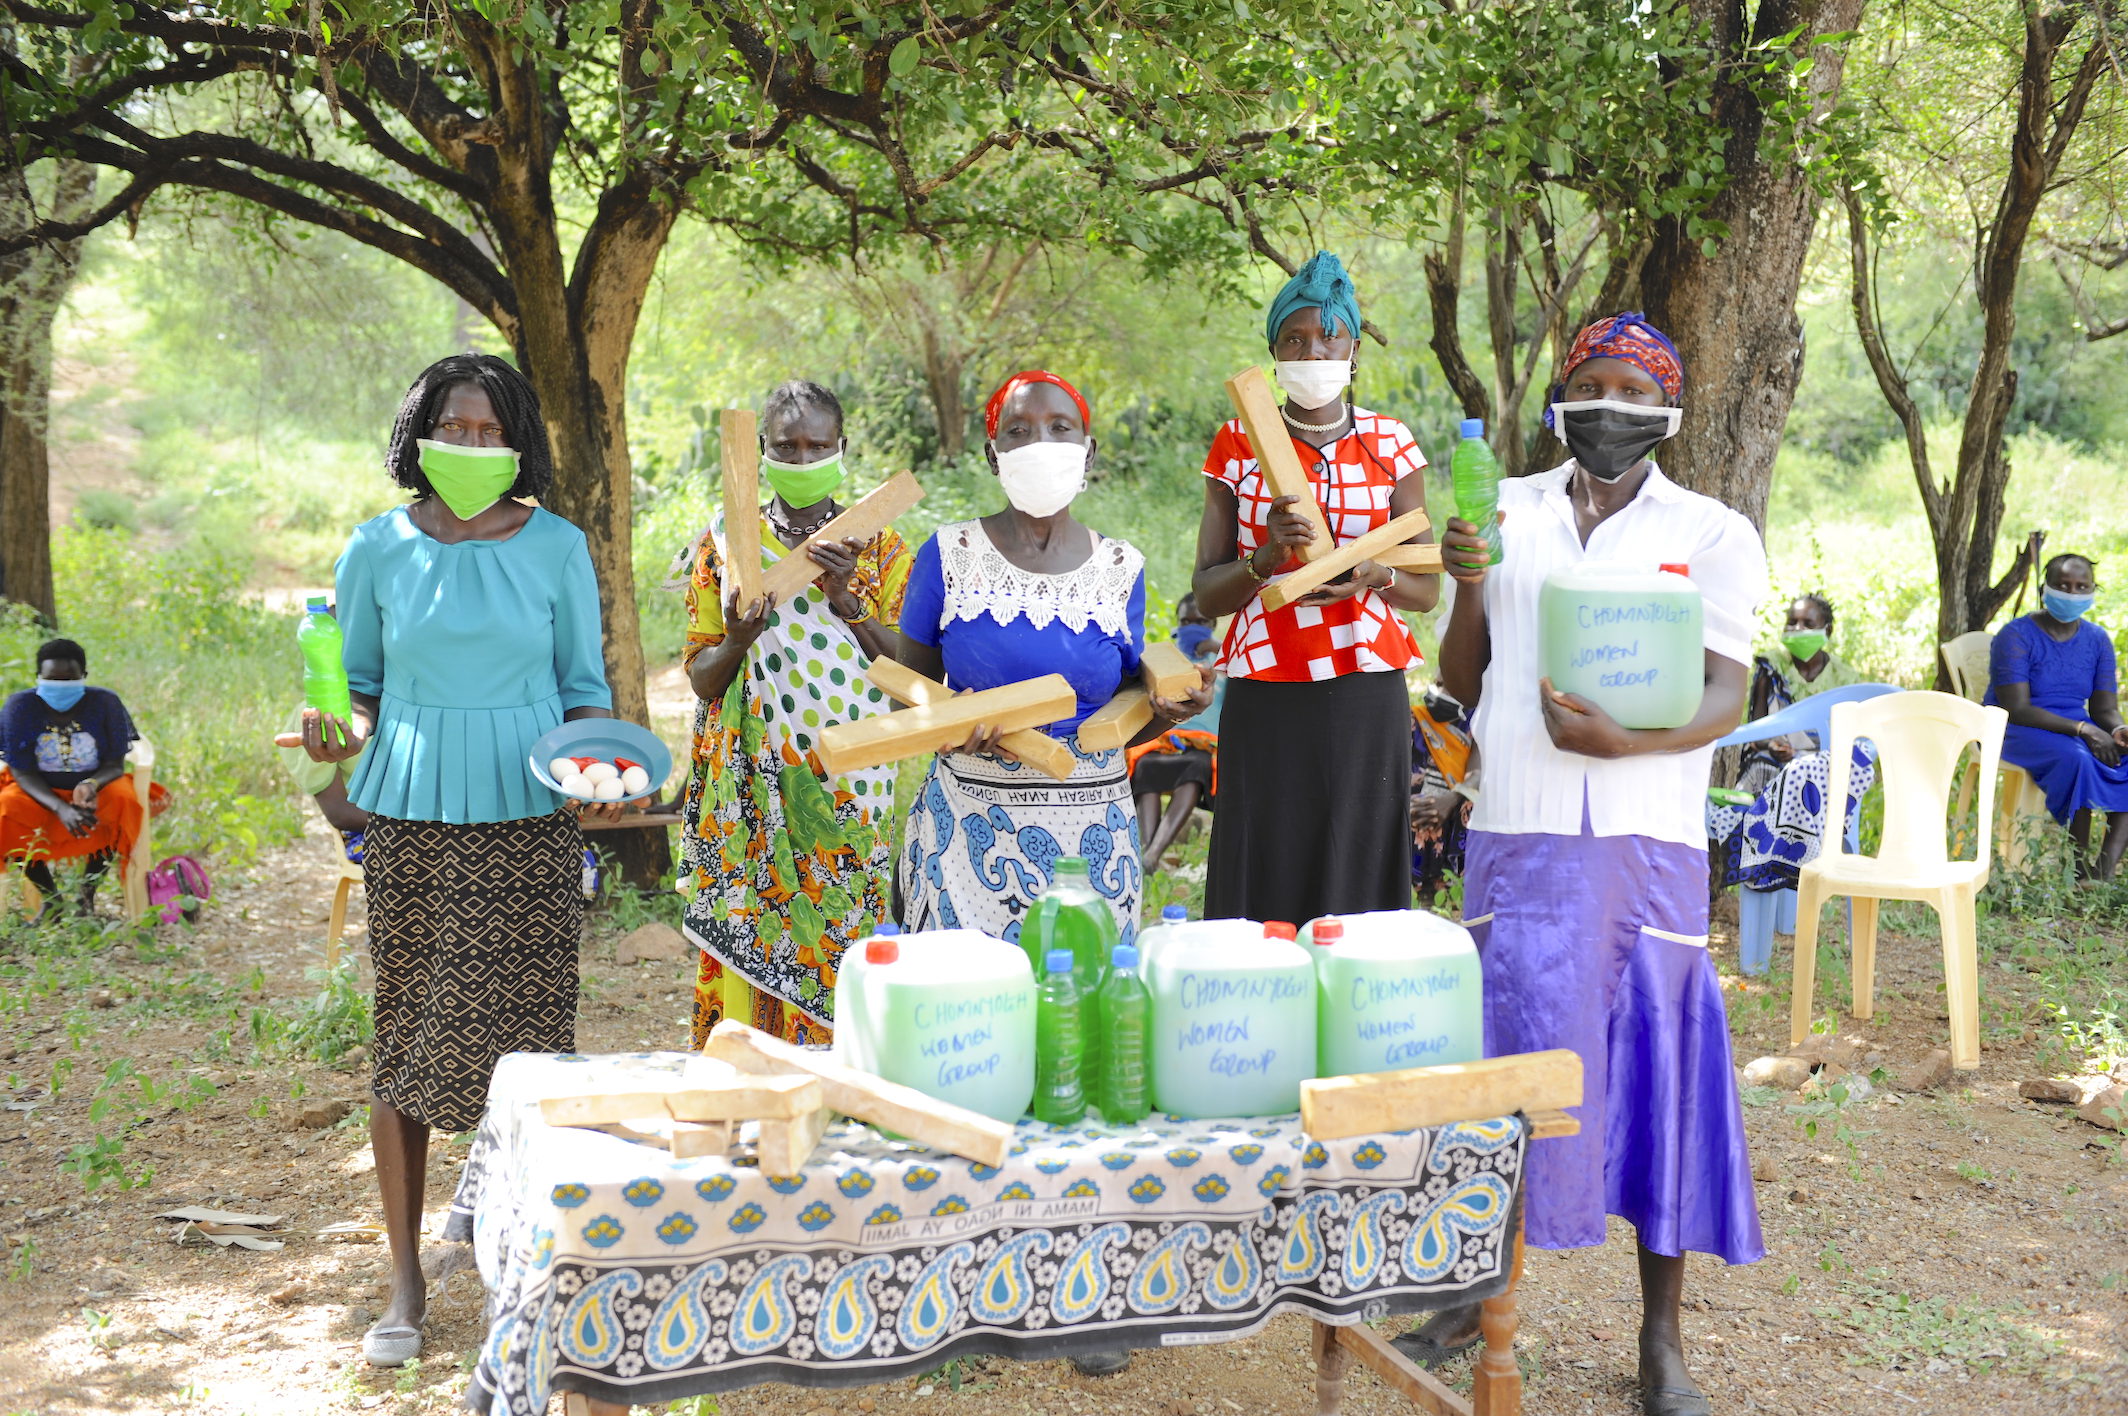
[1552,401,1677,481]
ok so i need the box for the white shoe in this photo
[363,1322,423,1367]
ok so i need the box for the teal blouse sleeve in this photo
[553,529,613,713]
[336,522,385,699]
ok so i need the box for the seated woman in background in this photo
[1988,552,2128,880]
[896,370,1209,951]
[0,638,147,919]
[1708,592,1875,893]
[678,379,911,1048]
[1408,683,1476,905]
[1744,594,1864,780]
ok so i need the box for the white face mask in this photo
[1274,359,1353,409]
[992,440,1087,518]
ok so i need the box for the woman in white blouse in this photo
[1408,314,1765,1416]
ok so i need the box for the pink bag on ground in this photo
[145,853,212,925]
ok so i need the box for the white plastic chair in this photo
[1940,633,2047,871]
[326,857,364,969]
[1790,693,2005,1072]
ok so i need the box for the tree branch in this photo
[1424,189,1491,426]
[1844,184,1941,532]
[16,127,514,331]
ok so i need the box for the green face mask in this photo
[761,450,845,509]
[1782,630,1828,663]
[417,439,520,521]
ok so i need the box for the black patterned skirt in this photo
[364,811,583,1132]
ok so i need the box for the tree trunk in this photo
[1640,0,1867,529]
[1935,12,2103,643]
[471,55,679,886]
[920,324,968,460]
[0,158,94,625]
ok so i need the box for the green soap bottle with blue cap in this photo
[1450,418,1503,567]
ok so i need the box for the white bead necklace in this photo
[1281,405,1350,435]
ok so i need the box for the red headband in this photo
[983,370,1091,441]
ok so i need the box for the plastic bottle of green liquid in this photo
[1450,418,1503,567]
[297,595,353,721]
[1094,942,1152,1125]
[1019,855,1119,999]
[1032,948,1086,1126]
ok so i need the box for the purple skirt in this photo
[1464,826,1764,1265]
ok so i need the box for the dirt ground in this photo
[2,814,2124,1416]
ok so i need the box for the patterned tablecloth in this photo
[449,1052,1528,1416]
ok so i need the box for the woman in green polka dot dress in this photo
[678,381,913,1048]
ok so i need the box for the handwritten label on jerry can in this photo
[1539,560,1705,729]
[831,929,1036,1124]
[1304,909,1483,1077]
[1145,920,1317,1119]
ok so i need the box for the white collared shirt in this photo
[1448,460,1767,846]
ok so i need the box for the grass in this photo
[1813,1281,2063,1377]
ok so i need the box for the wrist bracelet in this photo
[1240,548,1270,583]
[833,598,874,625]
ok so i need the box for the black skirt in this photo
[1204,671,1412,925]
[365,810,583,1132]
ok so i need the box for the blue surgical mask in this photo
[34,679,86,712]
[2042,588,2095,623]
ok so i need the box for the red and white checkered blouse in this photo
[1202,407,1427,682]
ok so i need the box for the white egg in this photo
[620,765,650,795]
[583,761,620,784]
[559,773,593,798]
[592,777,626,801]
[548,757,578,782]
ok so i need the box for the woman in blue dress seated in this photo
[1986,552,2128,880]
[894,370,1210,950]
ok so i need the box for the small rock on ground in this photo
[1896,1048,1953,1092]
[291,1098,355,1130]
[614,922,688,965]
[1742,1055,1813,1091]
[2019,1075,2109,1105]
[2077,1082,2127,1132]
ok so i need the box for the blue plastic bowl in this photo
[527,719,675,803]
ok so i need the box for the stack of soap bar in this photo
[1304,909,1483,1077]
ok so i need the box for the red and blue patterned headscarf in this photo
[1561,311,1683,395]
[984,370,1091,440]
[1544,312,1683,429]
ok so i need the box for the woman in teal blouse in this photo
[298,354,616,1368]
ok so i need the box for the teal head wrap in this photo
[1264,251,1361,349]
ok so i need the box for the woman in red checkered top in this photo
[1191,252,1441,924]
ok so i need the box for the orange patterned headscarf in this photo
[983,370,1091,440]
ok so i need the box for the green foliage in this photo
[1814,1282,2063,1376]
[1764,426,2128,682]
[0,524,308,865]
[276,962,376,1066]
